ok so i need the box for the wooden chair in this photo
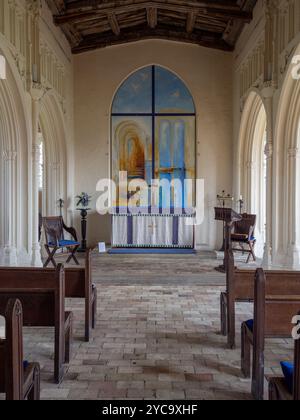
[268,316,300,401]
[0,299,40,400]
[43,216,80,268]
[241,268,300,400]
[64,249,97,342]
[231,213,257,263]
[0,264,73,384]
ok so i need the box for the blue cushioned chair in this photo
[245,319,254,332]
[268,315,300,400]
[43,216,80,268]
[281,361,294,394]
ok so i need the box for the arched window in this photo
[111,65,196,210]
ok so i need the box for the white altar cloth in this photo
[112,213,194,248]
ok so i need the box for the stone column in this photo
[287,147,300,268]
[2,149,17,265]
[246,160,254,210]
[262,89,274,268]
[31,87,44,266]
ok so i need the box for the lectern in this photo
[215,207,242,273]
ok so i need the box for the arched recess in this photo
[111,64,196,210]
[0,48,29,265]
[238,91,267,258]
[275,44,300,268]
[39,93,68,219]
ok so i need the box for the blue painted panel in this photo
[112,67,152,114]
[159,120,171,168]
[155,67,195,114]
[159,173,172,209]
[173,121,185,168]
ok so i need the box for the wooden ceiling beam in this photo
[53,2,253,26]
[72,27,234,54]
[66,1,238,12]
[46,0,66,14]
[107,12,120,36]
[147,7,158,29]
[186,11,198,33]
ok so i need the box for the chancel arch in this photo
[0,49,29,265]
[275,45,300,268]
[238,91,267,258]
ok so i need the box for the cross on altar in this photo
[148,221,157,235]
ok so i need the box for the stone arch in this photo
[39,92,68,218]
[274,43,300,267]
[237,90,267,257]
[0,48,29,265]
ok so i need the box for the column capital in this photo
[265,142,273,159]
[51,162,60,171]
[30,84,45,101]
[261,83,276,99]
[3,150,17,162]
[264,0,280,12]
[288,147,299,158]
[26,0,42,17]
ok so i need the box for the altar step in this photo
[108,248,197,255]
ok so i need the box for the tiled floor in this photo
[1,253,295,400]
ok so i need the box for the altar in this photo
[112,210,195,249]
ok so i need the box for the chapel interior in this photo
[0,0,300,401]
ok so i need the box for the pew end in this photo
[0,299,40,400]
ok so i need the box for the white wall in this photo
[73,40,233,250]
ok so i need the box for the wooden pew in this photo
[0,299,40,400]
[0,264,73,384]
[220,251,300,348]
[241,269,300,400]
[268,316,300,401]
[64,249,97,342]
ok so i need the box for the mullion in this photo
[152,65,155,180]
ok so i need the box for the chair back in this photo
[43,216,64,246]
[234,213,256,236]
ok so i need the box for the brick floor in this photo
[0,253,295,400]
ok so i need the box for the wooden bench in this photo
[64,249,97,342]
[0,264,73,384]
[0,299,40,400]
[220,251,300,349]
[241,269,300,400]
[268,317,300,401]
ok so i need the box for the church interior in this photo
[0,0,300,401]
